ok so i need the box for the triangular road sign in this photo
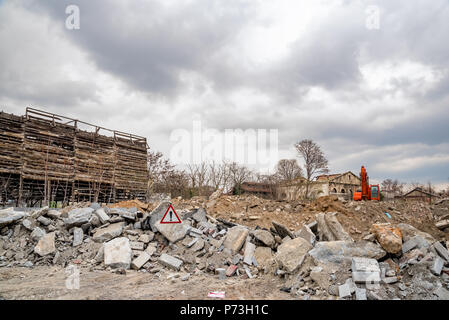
[160,204,182,224]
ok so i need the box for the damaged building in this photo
[0,108,149,206]
[277,171,361,200]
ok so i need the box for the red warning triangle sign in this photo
[160,204,182,224]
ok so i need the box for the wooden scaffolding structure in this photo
[0,107,149,206]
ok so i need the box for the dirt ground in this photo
[0,266,293,300]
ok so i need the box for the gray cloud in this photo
[1,0,448,187]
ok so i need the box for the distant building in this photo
[239,182,274,197]
[401,187,440,203]
[276,171,361,200]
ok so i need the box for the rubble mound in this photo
[0,194,448,300]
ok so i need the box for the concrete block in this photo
[95,208,110,224]
[158,253,183,270]
[433,241,449,262]
[431,257,444,275]
[104,237,132,269]
[243,241,256,265]
[131,251,151,270]
[352,257,380,272]
[93,222,124,242]
[402,236,430,253]
[145,245,157,256]
[382,277,398,284]
[338,283,352,298]
[345,278,357,294]
[223,226,249,253]
[352,271,381,284]
[37,216,51,226]
[129,241,144,251]
[22,219,33,231]
[186,237,198,248]
[72,227,84,247]
[355,288,367,300]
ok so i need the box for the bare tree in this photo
[228,162,253,195]
[275,159,303,181]
[148,150,190,198]
[186,162,210,196]
[294,139,329,198]
[209,160,232,191]
[381,179,404,196]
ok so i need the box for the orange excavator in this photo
[353,165,380,201]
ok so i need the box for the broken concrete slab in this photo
[310,266,331,290]
[402,235,431,254]
[316,213,336,241]
[352,257,381,284]
[243,241,256,265]
[104,237,132,269]
[154,221,190,243]
[433,241,449,262]
[31,227,46,241]
[223,226,249,253]
[352,271,381,284]
[254,246,274,270]
[192,208,207,223]
[345,278,357,294]
[63,208,94,228]
[430,257,444,275]
[33,232,56,256]
[252,229,275,247]
[309,241,386,266]
[46,210,61,220]
[352,257,380,272]
[275,237,312,274]
[272,221,295,239]
[324,212,353,242]
[129,241,144,251]
[191,238,205,252]
[92,222,124,242]
[338,283,352,299]
[382,277,398,284]
[141,201,170,232]
[145,245,157,256]
[72,227,84,247]
[131,251,151,270]
[37,216,51,226]
[94,208,110,224]
[22,219,33,231]
[138,233,154,244]
[295,224,316,246]
[0,209,27,227]
[397,223,435,243]
[30,206,48,219]
[158,253,183,270]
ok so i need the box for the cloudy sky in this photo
[1,0,448,189]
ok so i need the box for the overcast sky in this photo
[0,0,448,189]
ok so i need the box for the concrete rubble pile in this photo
[1,195,449,301]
